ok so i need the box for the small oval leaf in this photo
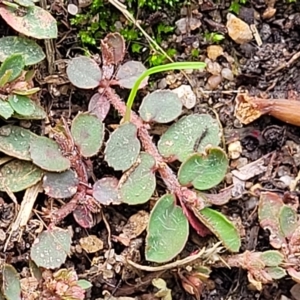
[105,122,141,171]
[0,53,25,82]
[279,205,298,239]
[146,194,189,263]
[30,227,72,269]
[0,125,37,160]
[0,99,14,119]
[88,92,110,121]
[93,177,120,205]
[260,250,284,267]
[193,207,241,252]
[8,94,35,116]
[178,147,228,190]
[71,112,104,157]
[30,136,70,172]
[0,160,43,192]
[67,56,102,89]
[158,114,220,162]
[119,152,156,205]
[116,61,147,89]
[3,264,21,300]
[139,90,182,123]
[0,36,45,65]
[265,267,286,280]
[43,170,78,198]
[0,6,57,39]
[13,102,46,120]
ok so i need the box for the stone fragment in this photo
[207,45,224,60]
[226,13,253,44]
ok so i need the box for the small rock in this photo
[228,141,242,159]
[175,17,201,34]
[279,175,293,187]
[291,284,300,300]
[78,0,92,7]
[67,4,78,15]
[207,74,222,89]
[239,7,255,24]
[172,85,196,109]
[207,61,222,75]
[226,13,253,44]
[263,7,276,19]
[207,45,224,60]
[221,68,234,81]
[158,78,167,89]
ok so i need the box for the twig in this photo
[127,242,224,271]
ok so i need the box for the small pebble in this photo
[290,284,300,300]
[207,74,222,89]
[221,68,234,81]
[228,141,242,159]
[279,175,293,187]
[172,85,196,109]
[226,13,253,44]
[207,45,224,60]
[207,61,222,75]
[67,4,78,15]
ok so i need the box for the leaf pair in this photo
[93,152,156,205]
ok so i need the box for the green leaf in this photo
[265,267,286,280]
[13,87,40,95]
[13,102,46,120]
[139,90,182,123]
[0,69,12,86]
[30,227,72,269]
[67,56,102,89]
[14,0,35,7]
[8,94,35,116]
[0,125,37,160]
[0,99,14,119]
[116,60,147,89]
[71,112,104,157]
[0,36,45,65]
[105,122,141,171]
[3,264,21,300]
[158,114,220,162]
[258,192,286,249]
[77,279,93,290]
[0,6,57,39]
[192,207,241,252]
[146,194,189,263]
[119,152,156,205]
[0,53,24,82]
[260,251,284,267]
[30,136,70,172]
[43,170,78,198]
[0,160,43,192]
[178,147,228,190]
[93,177,120,205]
[279,205,298,239]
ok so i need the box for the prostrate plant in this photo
[64,32,241,264]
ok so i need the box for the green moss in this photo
[71,0,179,65]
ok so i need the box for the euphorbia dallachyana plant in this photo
[63,32,241,263]
[0,33,240,281]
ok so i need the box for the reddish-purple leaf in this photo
[0,6,57,39]
[73,205,94,228]
[93,176,120,205]
[88,92,111,121]
[101,32,125,65]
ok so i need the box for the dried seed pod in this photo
[235,93,300,126]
